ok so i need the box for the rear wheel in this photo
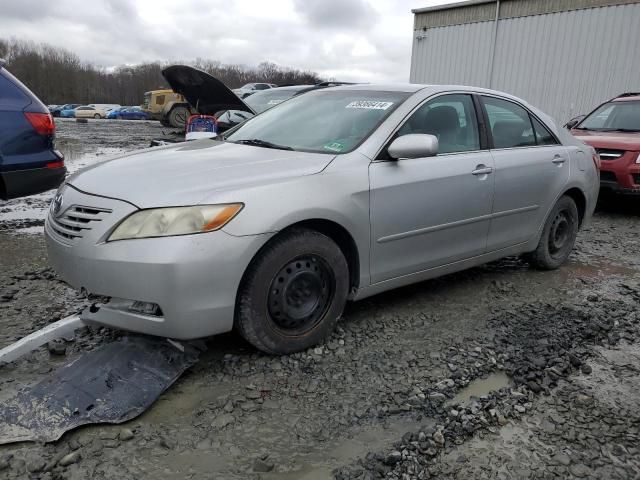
[236,229,349,355]
[527,196,579,270]
[168,106,190,128]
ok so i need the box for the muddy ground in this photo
[0,118,639,479]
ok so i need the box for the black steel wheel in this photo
[267,255,335,335]
[527,195,579,270]
[236,228,349,355]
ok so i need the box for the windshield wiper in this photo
[232,139,294,150]
[605,128,640,133]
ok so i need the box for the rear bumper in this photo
[0,166,66,200]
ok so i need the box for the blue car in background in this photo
[59,105,79,118]
[107,106,149,120]
[51,103,80,117]
[0,59,65,200]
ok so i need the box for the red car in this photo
[570,92,640,195]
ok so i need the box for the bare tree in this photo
[1,38,322,105]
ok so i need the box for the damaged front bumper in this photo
[44,185,271,339]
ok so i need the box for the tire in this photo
[236,228,349,355]
[93,114,100,119]
[168,106,190,128]
[160,118,172,127]
[527,196,579,270]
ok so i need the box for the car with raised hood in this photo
[569,92,640,195]
[162,65,354,134]
[0,59,65,200]
[45,84,598,354]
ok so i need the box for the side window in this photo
[155,95,165,105]
[531,116,558,145]
[396,94,480,154]
[482,96,536,149]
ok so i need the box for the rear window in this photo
[0,69,32,109]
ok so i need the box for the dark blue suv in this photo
[0,59,65,200]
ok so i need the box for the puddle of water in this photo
[449,372,511,405]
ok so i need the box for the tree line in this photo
[0,38,322,106]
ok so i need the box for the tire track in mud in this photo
[334,279,640,480]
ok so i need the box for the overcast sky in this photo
[0,0,450,82]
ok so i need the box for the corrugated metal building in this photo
[410,0,640,123]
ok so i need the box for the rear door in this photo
[480,95,570,250]
[369,93,495,283]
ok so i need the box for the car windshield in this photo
[577,100,640,132]
[244,88,307,114]
[225,89,409,154]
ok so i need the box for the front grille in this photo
[49,205,112,241]
[596,148,624,160]
[600,171,617,182]
[633,173,640,186]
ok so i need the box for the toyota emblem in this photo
[52,191,64,216]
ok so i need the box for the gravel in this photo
[0,120,638,479]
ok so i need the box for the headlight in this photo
[108,203,243,241]
[636,152,640,164]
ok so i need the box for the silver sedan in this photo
[45,84,599,354]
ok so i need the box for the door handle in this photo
[472,166,493,175]
[552,155,566,165]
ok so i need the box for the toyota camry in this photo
[45,84,599,354]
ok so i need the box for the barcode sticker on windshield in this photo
[346,101,394,110]
[267,99,284,105]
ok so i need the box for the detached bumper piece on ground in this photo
[0,336,202,444]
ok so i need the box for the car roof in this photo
[328,83,532,100]
[331,83,425,93]
[264,85,315,92]
[613,95,640,102]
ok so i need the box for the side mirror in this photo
[388,134,438,160]
[564,115,585,130]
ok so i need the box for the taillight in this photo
[46,160,64,169]
[24,112,55,136]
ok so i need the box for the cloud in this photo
[0,0,448,83]
[293,0,378,30]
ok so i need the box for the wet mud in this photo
[0,120,638,479]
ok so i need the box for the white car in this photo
[74,105,108,119]
[232,83,278,99]
[90,103,121,112]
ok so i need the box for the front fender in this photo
[219,154,372,286]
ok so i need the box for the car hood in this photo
[571,129,640,150]
[162,65,255,116]
[67,140,335,208]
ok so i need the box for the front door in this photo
[369,93,495,283]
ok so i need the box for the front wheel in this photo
[527,196,579,270]
[236,229,349,355]
[93,114,101,119]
